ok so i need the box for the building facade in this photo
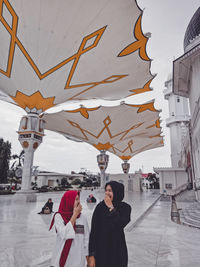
[32,172,84,188]
[109,171,142,192]
[155,7,200,200]
[173,7,200,200]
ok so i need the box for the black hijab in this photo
[105,181,124,206]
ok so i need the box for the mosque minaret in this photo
[163,74,190,168]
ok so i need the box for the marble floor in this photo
[0,189,199,266]
[126,201,200,267]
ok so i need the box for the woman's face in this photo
[74,194,80,208]
[105,185,114,201]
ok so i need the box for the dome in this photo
[184,7,200,51]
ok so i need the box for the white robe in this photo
[50,213,89,267]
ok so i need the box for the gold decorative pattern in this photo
[112,140,134,154]
[67,116,143,142]
[65,107,100,119]
[131,143,153,155]
[22,141,29,148]
[118,15,150,61]
[120,155,132,161]
[128,102,158,113]
[11,91,55,111]
[149,133,161,138]
[93,142,113,150]
[128,78,153,96]
[0,0,130,103]
[33,142,39,149]
[146,119,161,129]
[0,0,105,80]
[66,74,128,101]
[110,135,164,160]
[114,142,157,160]
[18,130,44,136]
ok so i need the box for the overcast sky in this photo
[0,0,199,174]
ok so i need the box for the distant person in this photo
[89,181,131,267]
[38,198,53,214]
[11,185,15,190]
[87,194,97,203]
[49,190,89,267]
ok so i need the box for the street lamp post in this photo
[15,113,44,202]
[97,150,109,189]
[122,160,130,174]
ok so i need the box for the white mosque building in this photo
[155,7,200,201]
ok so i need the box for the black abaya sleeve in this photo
[89,204,100,256]
[106,202,131,229]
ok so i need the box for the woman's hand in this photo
[88,256,95,267]
[70,203,82,226]
[73,203,82,217]
[104,193,113,208]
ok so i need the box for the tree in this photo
[61,177,70,187]
[11,150,25,168]
[71,178,82,185]
[7,150,25,188]
[0,138,11,183]
[82,178,93,188]
[147,173,160,189]
[92,181,100,187]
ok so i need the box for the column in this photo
[15,113,44,202]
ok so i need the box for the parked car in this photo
[53,186,63,191]
[32,185,39,190]
[0,184,11,190]
[38,185,49,192]
[48,186,54,191]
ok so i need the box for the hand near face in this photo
[104,193,113,208]
[73,202,82,217]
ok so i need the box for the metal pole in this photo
[101,170,105,189]
[171,195,181,224]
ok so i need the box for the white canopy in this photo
[0,89,15,105]
[108,135,163,161]
[0,0,153,113]
[42,101,163,157]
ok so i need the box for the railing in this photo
[167,183,188,196]
[171,195,181,224]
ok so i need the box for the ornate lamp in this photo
[122,160,130,174]
[97,150,109,188]
[16,113,44,201]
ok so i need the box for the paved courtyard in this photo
[127,200,200,267]
[0,189,200,266]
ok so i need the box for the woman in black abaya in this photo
[89,181,131,267]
